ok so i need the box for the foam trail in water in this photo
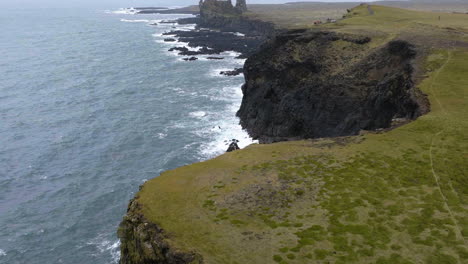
[111,8,137,15]
[209,68,233,78]
[199,117,257,158]
[87,236,120,264]
[198,85,257,159]
[120,19,156,23]
[139,13,256,158]
[190,111,207,118]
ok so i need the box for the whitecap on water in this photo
[111,8,137,15]
[0,249,6,256]
[208,68,232,78]
[222,50,243,58]
[196,84,258,158]
[199,119,257,158]
[157,133,167,139]
[120,19,156,23]
[87,237,120,264]
[189,111,207,118]
[119,12,257,159]
[229,32,245,37]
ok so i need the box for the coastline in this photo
[117,4,468,264]
[119,11,262,158]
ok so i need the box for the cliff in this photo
[118,5,468,264]
[237,31,427,143]
[118,199,203,264]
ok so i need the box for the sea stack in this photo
[199,0,248,15]
[236,0,248,12]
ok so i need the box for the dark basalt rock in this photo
[220,68,243,76]
[160,20,177,24]
[118,199,203,264]
[164,30,266,58]
[183,57,198,61]
[177,17,200,25]
[179,46,223,56]
[207,56,224,60]
[164,38,176,42]
[168,47,188,52]
[237,31,427,143]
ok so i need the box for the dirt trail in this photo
[428,51,467,245]
[367,5,374,15]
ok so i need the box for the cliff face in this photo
[237,30,426,143]
[118,199,203,264]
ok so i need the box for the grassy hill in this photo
[246,1,468,28]
[124,5,468,264]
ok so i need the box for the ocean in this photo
[0,8,254,264]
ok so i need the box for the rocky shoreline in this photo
[118,9,276,264]
[156,12,275,76]
[163,29,267,59]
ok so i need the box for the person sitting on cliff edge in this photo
[226,139,240,152]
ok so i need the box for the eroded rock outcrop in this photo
[237,30,427,143]
[198,0,274,39]
[118,199,203,264]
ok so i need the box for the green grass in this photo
[134,5,468,264]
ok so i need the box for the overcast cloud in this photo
[1,0,377,9]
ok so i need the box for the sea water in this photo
[0,8,254,264]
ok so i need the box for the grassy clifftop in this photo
[122,5,468,264]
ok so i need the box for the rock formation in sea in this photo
[235,0,248,13]
[199,0,248,16]
[166,0,274,60]
[198,0,273,39]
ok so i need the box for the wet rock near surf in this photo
[220,68,243,76]
[183,57,198,61]
[164,29,266,58]
[136,6,200,15]
[177,17,201,25]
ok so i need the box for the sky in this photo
[0,0,379,9]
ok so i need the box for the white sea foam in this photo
[157,133,167,139]
[177,24,197,31]
[189,111,207,118]
[129,13,256,159]
[0,249,6,256]
[87,237,120,263]
[208,68,243,78]
[196,84,257,158]
[111,8,137,15]
[230,32,245,37]
[120,19,157,23]
[225,50,242,57]
[199,116,257,158]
